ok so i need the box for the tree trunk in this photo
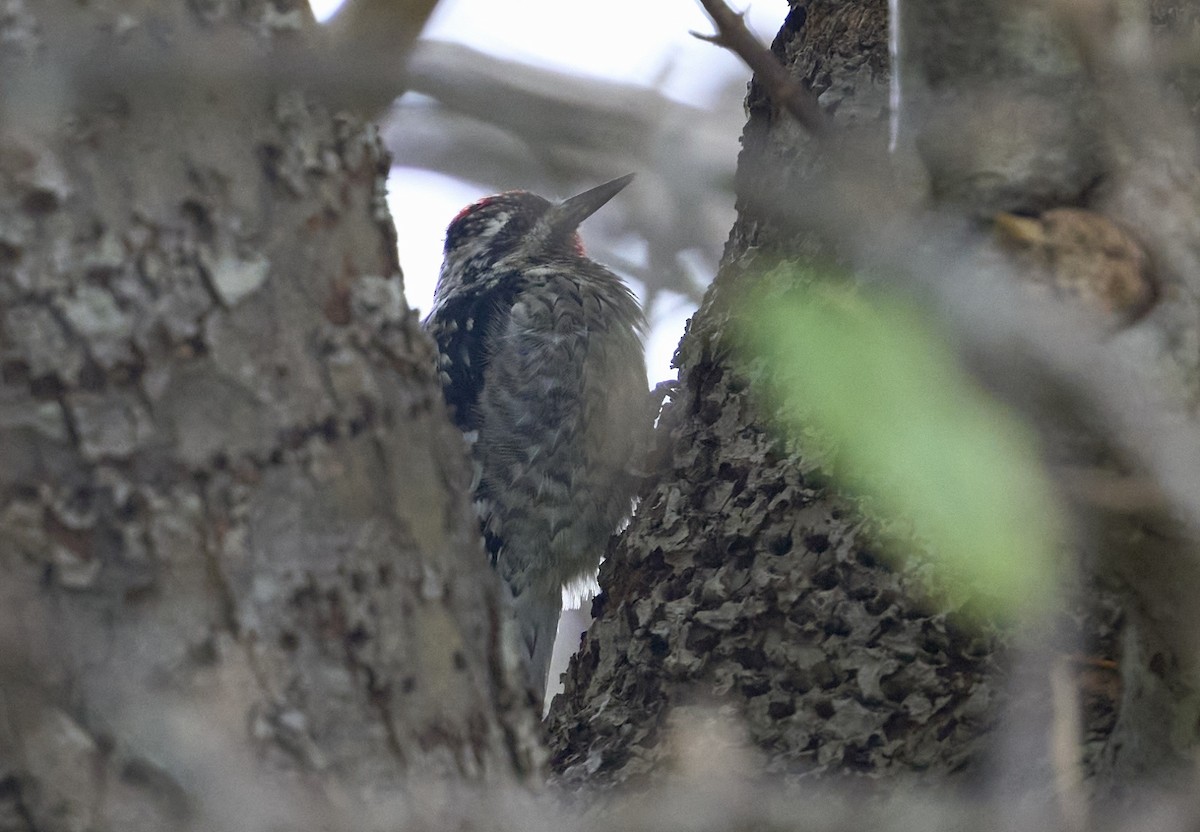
[550,0,1200,799]
[550,0,1008,787]
[0,3,535,829]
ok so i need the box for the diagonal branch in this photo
[692,0,831,138]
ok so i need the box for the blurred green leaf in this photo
[740,267,1063,616]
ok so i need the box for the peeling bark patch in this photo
[201,252,269,306]
[68,391,154,460]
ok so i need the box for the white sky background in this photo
[309,0,785,382]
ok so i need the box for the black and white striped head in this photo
[433,174,634,305]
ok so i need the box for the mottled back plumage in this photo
[424,176,648,699]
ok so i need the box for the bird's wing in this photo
[426,272,525,433]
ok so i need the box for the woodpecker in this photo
[424,174,648,699]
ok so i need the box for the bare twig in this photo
[1050,657,1088,832]
[326,0,440,58]
[389,40,740,302]
[1056,466,1169,515]
[692,0,831,138]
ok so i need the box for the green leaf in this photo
[740,268,1063,616]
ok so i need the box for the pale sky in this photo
[310,0,782,381]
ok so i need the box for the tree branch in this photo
[692,0,832,138]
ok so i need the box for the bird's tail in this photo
[511,587,563,701]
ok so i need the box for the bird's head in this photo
[435,174,634,302]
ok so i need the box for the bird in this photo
[424,174,648,700]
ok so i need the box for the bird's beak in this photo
[545,173,635,234]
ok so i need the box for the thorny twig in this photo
[692,0,831,138]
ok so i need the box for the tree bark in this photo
[550,0,1009,788]
[550,0,1200,800]
[8,0,1200,826]
[0,2,536,829]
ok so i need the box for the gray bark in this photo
[549,0,1010,787]
[7,0,1200,828]
[0,2,536,830]
[550,0,1200,804]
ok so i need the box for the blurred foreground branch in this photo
[326,0,440,58]
[3,0,439,125]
